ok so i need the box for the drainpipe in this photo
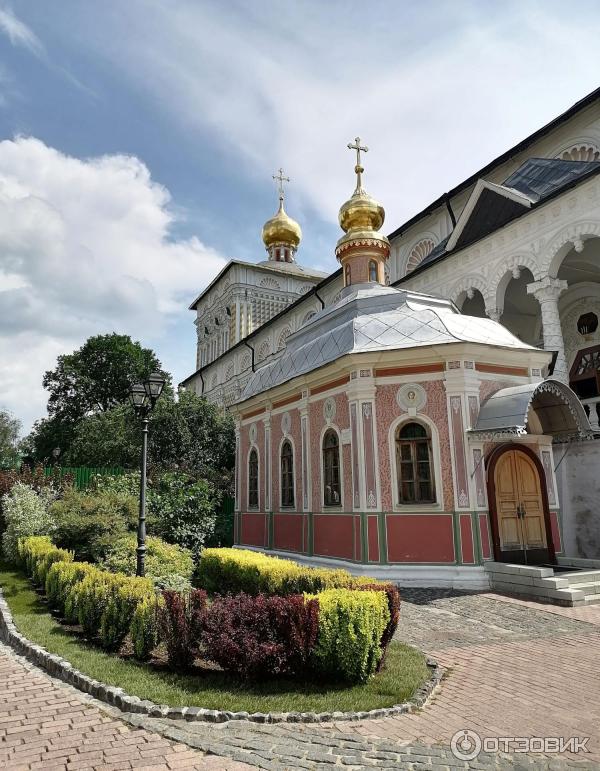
[198,370,205,396]
[243,340,255,372]
[444,193,456,227]
[315,289,325,309]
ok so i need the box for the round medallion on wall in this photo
[249,423,258,444]
[323,397,336,423]
[396,383,427,413]
[281,411,291,436]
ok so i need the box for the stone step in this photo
[491,580,585,603]
[559,570,600,584]
[585,595,600,605]
[570,581,600,595]
[484,562,554,578]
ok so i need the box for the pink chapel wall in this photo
[375,381,454,511]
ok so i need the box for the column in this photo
[527,277,569,383]
[235,300,241,343]
[485,305,503,322]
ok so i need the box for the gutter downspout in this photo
[315,289,325,309]
[243,340,255,372]
[198,370,205,396]
[444,193,456,227]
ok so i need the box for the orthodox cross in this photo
[347,137,368,192]
[272,167,290,204]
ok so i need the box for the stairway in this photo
[484,562,600,607]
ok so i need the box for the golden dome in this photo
[262,200,302,250]
[339,189,385,234]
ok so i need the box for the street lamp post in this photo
[128,373,166,577]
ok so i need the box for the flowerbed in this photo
[17,539,400,684]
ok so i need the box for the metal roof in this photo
[471,380,592,439]
[239,283,538,401]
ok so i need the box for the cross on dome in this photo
[347,137,368,192]
[272,167,290,203]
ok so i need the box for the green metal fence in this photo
[43,466,124,489]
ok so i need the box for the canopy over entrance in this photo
[470,379,592,442]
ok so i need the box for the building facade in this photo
[182,87,600,561]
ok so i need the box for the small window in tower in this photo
[578,312,598,335]
[369,260,378,282]
[345,264,351,286]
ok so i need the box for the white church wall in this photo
[556,438,600,559]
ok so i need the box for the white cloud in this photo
[0,5,43,56]
[80,0,600,231]
[0,136,226,430]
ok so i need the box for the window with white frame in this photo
[248,448,259,509]
[395,422,435,503]
[280,440,294,508]
[322,429,341,506]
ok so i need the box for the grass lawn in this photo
[0,562,430,713]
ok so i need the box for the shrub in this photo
[204,593,319,679]
[99,535,194,591]
[150,473,218,558]
[2,483,56,563]
[358,583,401,670]
[17,536,73,586]
[307,589,390,683]
[158,589,207,670]
[64,565,103,624]
[75,571,124,638]
[99,575,154,651]
[51,488,137,562]
[197,548,379,596]
[130,594,163,661]
[45,560,97,615]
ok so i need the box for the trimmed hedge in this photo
[45,560,98,617]
[204,593,319,679]
[307,588,390,683]
[197,548,380,596]
[18,536,73,587]
[159,589,207,670]
[130,594,163,661]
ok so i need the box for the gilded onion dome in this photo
[262,198,302,250]
[262,168,302,262]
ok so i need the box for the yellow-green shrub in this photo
[64,565,103,624]
[45,561,100,616]
[18,536,73,586]
[307,589,390,683]
[130,594,164,661]
[197,548,379,596]
[99,575,154,651]
[75,571,125,638]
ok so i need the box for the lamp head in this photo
[144,372,166,402]
[129,383,148,411]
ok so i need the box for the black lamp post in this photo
[128,372,166,577]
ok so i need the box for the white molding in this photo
[277,434,297,512]
[319,422,344,511]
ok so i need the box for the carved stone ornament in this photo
[249,423,258,444]
[323,397,337,423]
[281,411,291,436]
[396,383,427,413]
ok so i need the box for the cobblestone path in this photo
[2,590,600,769]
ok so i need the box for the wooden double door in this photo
[492,448,552,565]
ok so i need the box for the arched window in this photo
[369,260,378,282]
[344,264,351,286]
[322,429,341,506]
[280,440,294,507]
[248,448,259,509]
[395,422,435,503]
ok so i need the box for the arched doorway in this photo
[487,444,555,565]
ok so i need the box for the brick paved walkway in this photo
[2,590,600,769]
[0,643,251,771]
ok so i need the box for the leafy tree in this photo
[0,409,21,468]
[28,333,170,462]
[67,389,234,487]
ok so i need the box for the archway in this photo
[498,267,542,345]
[457,289,487,318]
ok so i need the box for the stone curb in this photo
[0,587,443,724]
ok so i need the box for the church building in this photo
[182,87,600,583]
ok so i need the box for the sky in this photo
[1,0,600,433]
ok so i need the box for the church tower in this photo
[336,137,390,287]
[261,168,302,264]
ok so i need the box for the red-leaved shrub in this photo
[359,583,401,669]
[203,593,319,679]
[159,589,207,670]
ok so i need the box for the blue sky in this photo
[1,0,600,431]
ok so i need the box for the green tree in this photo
[0,409,21,468]
[28,334,170,462]
[43,333,170,422]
